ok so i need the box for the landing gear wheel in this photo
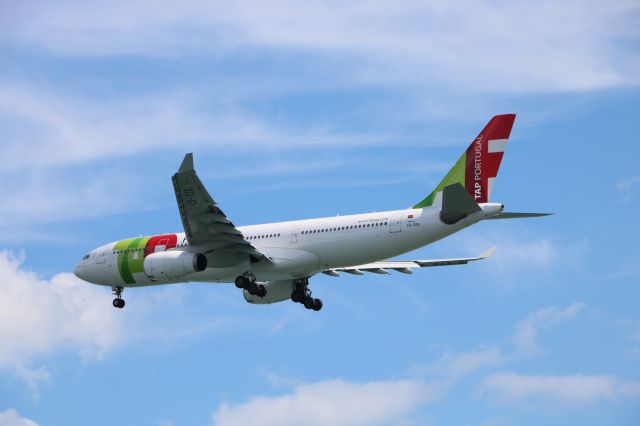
[303,297,315,310]
[312,298,323,311]
[235,276,245,289]
[235,274,256,290]
[257,284,267,298]
[290,278,323,311]
[291,290,304,303]
[248,282,259,296]
[111,286,125,309]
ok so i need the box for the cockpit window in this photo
[82,254,90,260]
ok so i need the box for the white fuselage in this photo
[74,203,502,287]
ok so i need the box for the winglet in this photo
[178,153,194,173]
[478,246,497,259]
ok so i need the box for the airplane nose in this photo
[74,263,88,281]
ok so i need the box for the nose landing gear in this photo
[112,286,125,309]
[291,278,322,311]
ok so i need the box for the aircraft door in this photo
[389,215,402,233]
[290,227,299,243]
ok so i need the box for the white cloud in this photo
[417,348,503,380]
[478,373,638,405]
[3,0,639,92]
[0,409,39,426]
[0,251,124,387]
[513,303,584,356]
[211,378,444,426]
[616,175,640,202]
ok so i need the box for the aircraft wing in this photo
[172,153,265,259]
[322,247,496,276]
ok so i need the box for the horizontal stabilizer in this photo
[486,212,552,220]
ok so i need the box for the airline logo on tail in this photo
[413,114,516,208]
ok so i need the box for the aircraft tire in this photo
[234,276,245,288]
[303,297,315,310]
[312,298,323,311]
[291,290,303,303]
[257,284,267,298]
[248,282,259,295]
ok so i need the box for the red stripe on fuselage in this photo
[144,234,178,257]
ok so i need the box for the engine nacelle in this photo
[244,280,296,304]
[143,250,207,281]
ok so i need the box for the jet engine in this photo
[243,279,295,304]
[143,250,207,281]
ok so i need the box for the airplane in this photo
[74,114,549,311]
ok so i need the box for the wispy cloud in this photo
[414,348,503,380]
[513,303,585,356]
[478,373,638,405]
[452,230,589,284]
[4,1,639,93]
[616,175,640,203]
[0,166,141,241]
[0,83,383,174]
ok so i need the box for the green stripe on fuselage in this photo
[114,237,151,284]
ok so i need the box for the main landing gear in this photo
[235,274,267,298]
[112,286,125,309]
[291,278,322,311]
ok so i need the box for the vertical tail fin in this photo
[413,114,516,208]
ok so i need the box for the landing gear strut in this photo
[291,278,322,311]
[112,286,125,309]
[235,274,267,298]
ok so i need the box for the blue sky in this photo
[1,1,639,425]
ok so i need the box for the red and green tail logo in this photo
[413,114,516,208]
